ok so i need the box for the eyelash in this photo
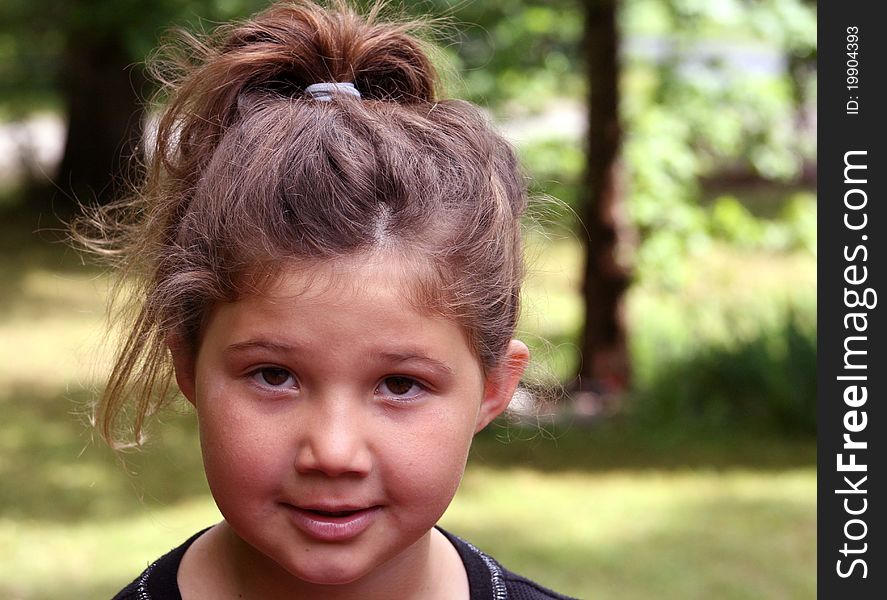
[246,368,428,403]
[375,376,426,404]
[249,366,298,390]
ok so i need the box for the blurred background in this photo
[0,0,816,598]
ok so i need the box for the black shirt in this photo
[112,527,578,600]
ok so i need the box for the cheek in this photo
[381,406,477,508]
[196,389,289,502]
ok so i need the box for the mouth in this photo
[296,506,370,517]
[301,507,372,518]
[283,504,382,541]
[296,500,380,513]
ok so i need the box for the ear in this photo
[474,340,530,433]
[167,332,197,405]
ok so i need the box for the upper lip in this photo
[288,503,379,512]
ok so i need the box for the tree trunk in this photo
[55,33,146,208]
[577,0,631,396]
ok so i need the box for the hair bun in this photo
[221,1,438,103]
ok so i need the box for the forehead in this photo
[213,252,459,342]
[258,251,441,313]
[201,253,482,381]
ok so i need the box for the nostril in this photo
[294,433,373,477]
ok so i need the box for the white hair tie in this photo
[304,82,361,102]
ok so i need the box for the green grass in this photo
[448,462,814,599]
[0,204,815,599]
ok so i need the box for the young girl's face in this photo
[173,254,526,588]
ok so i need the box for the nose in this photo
[294,397,372,477]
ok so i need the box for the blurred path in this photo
[0,114,64,185]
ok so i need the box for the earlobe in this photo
[167,332,197,405]
[475,339,530,433]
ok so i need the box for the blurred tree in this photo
[449,0,816,396]
[577,0,632,394]
[0,0,266,208]
[55,14,147,207]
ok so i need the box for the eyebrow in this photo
[223,339,300,355]
[222,342,454,376]
[375,351,455,377]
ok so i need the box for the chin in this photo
[282,558,371,586]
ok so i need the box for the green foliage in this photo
[518,211,817,437]
[0,0,268,112]
[518,137,583,229]
[779,191,817,254]
[420,0,584,111]
[626,238,817,437]
[491,0,818,290]
[708,191,816,253]
[631,304,816,435]
[517,122,817,286]
[616,0,817,286]
[623,104,710,286]
[709,196,764,246]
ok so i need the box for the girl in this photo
[86,1,575,598]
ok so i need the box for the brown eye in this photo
[381,377,417,396]
[258,367,293,387]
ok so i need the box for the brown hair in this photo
[79,0,528,447]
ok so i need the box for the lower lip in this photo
[284,505,381,541]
